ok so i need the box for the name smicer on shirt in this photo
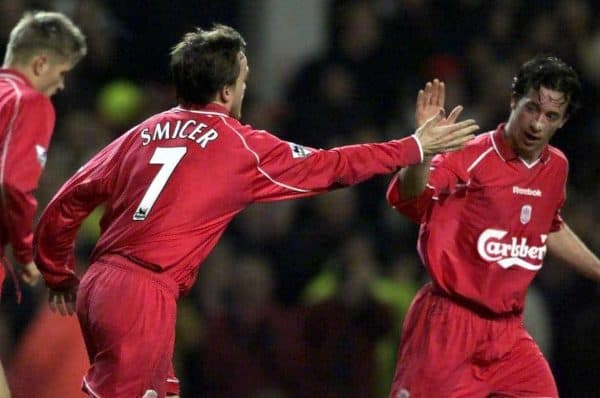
[140,119,219,148]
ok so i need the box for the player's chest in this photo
[460,162,563,229]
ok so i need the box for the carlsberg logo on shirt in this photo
[477,228,547,271]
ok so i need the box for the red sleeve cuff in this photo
[393,135,423,166]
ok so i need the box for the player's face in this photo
[230,52,248,120]
[36,56,74,97]
[506,86,568,162]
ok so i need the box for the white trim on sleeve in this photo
[410,134,424,163]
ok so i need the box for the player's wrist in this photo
[410,134,425,163]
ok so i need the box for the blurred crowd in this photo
[1,0,599,397]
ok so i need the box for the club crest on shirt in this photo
[35,144,47,167]
[520,204,532,224]
[288,142,312,158]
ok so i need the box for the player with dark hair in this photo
[386,56,598,397]
[33,24,477,398]
[0,11,86,397]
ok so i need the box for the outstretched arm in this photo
[547,223,600,281]
[246,107,477,202]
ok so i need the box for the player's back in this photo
[0,70,54,154]
[91,106,256,292]
[0,71,25,142]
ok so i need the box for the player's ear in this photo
[31,55,49,76]
[510,94,518,110]
[219,85,233,102]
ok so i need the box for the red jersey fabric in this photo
[35,103,422,296]
[387,124,567,315]
[0,69,55,265]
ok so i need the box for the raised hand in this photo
[415,79,463,128]
[416,79,444,127]
[414,109,479,156]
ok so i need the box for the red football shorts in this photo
[388,283,557,398]
[76,255,179,398]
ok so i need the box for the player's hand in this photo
[49,286,77,316]
[19,261,41,286]
[414,109,479,156]
[415,78,465,127]
[416,79,446,127]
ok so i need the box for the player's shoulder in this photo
[19,87,54,111]
[465,130,494,152]
[546,144,568,165]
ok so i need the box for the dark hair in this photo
[512,55,582,118]
[170,24,246,106]
[4,11,87,66]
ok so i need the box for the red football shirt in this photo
[35,103,422,295]
[387,124,567,315]
[0,69,55,265]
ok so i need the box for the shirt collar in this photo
[492,123,550,164]
[0,68,33,88]
[177,102,230,116]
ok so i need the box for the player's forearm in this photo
[328,135,423,185]
[396,158,433,199]
[285,136,423,191]
[34,215,80,290]
[33,193,93,289]
[3,185,37,263]
[547,223,600,281]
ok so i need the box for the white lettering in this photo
[477,229,507,261]
[476,228,547,271]
[153,122,170,141]
[172,120,182,138]
[178,120,196,139]
[196,129,218,148]
[512,186,542,197]
[188,122,207,141]
[140,128,151,145]
[140,120,218,149]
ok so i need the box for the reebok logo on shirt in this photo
[512,186,542,197]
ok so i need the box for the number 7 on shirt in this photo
[133,146,187,221]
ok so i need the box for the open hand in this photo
[415,79,463,128]
[414,110,479,156]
